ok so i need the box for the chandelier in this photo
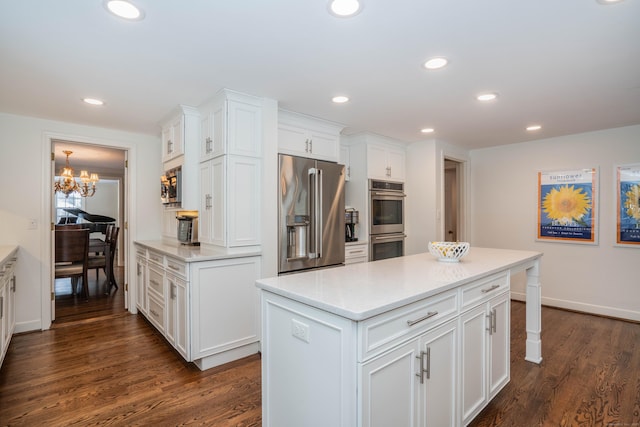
[54,150,99,197]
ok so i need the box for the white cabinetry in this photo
[199,90,263,248]
[339,145,351,181]
[135,247,147,315]
[200,89,263,161]
[460,274,510,425]
[199,155,261,247]
[367,143,406,181]
[135,243,261,370]
[278,110,343,162]
[345,242,368,264]
[162,113,184,162]
[0,248,18,368]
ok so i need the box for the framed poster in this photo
[537,168,598,244]
[615,163,640,246]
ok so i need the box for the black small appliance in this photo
[345,209,359,242]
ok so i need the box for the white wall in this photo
[470,125,640,321]
[84,179,119,224]
[0,112,162,332]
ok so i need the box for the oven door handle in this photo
[373,192,406,197]
[372,234,406,241]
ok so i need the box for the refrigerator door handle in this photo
[317,168,323,259]
[308,167,319,259]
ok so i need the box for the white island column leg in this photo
[525,259,542,363]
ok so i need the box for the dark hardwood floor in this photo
[1,298,638,426]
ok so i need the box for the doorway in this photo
[444,159,464,242]
[52,141,128,324]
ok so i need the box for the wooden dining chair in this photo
[87,226,120,293]
[55,228,90,300]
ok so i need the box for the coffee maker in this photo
[345,208,359,242]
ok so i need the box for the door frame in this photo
[441,155,468,243]
[42,131,137,329]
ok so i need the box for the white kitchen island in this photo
[256,247,542,427]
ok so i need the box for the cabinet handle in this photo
[347,166,350,178]
[407,311,438,327]
[386,166,391,177]
[137,264,141,275]
[206,137,212,153]
[167,264,180,271]
[149,279,160,288]
[481,284,500,293]
[0,296,3,319]
[150,309,159,318]
[415,348,430,384]
[309,139,313,153]
[348,250,365,255]
[11,275,16,292]
[205,194,212,209]
[486,309,497,335]
[305,139,309,153]
[167,139,173,154]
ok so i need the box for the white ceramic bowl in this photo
[428,241,470,263]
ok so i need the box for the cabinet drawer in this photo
[147,295,165,333]
[461,272,509,310]
[165,256,187,279]
[358,289,458,361]
[135,246,146,258]
[345,244,368,258]
[148,266,165,299]
[147,250,164,266]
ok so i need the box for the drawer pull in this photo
[481,284,500,293]
[407,311,438,327]
[149,279,160,287]
[167,264,181,271]
[348,250,365,255]
[150,309,159,318]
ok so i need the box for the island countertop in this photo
[256,247,542,321]
[135,240,261,262]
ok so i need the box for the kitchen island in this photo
[134,241,261,370]
[256,247,542,427]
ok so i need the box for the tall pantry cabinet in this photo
[199,89,262,247]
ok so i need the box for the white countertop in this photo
[0,245,18,265]
[256,247,542,321]
[135,240,261,262]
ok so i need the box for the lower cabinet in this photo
[345,242,368,265]
[135,244,260,370]
[0,249,17,368]
[360,319,457,427]
[460,290,510,425]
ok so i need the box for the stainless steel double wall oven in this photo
[369,179,406,261]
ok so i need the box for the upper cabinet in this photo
[200,89,263,162]
[278,110,343,162]
[367,144,406,181]
[339,145,351,181]
[161,106,199,163]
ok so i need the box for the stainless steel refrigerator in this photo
[278,154,345,274]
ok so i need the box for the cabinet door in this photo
[161,125,173,162]
[360,338,420,427]
[278,123,309,156]
[419,320,457,427]
[167,275,188,360]
[460,304,488,424]
[199,161,213,244]
[308,129,339,161]
[367,145,389,180]
[211,157,226,246]
[227,99,262,157]
[136,257,147,314]
[227,156,261,247]
[488,293,510,399]
[0,281,7,355]
[386,147,406,181]
[200,112,214,161]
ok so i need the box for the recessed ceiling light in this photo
[104,0,145,20]
[423,57,448,70]
[596,0,624,4]
[83,98,105,106]
[477,93,498,102]
[328,0,362,17]
[332,95,350,103]
[526,125,542,131]
[420,128,435,134]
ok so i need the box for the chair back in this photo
[55,228,90,264]
[108,226,120,260]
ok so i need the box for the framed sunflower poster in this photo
[537,168,598,244]
[615,163,640,246]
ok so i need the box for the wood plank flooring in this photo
[1,301,638,426]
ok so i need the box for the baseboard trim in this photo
[14,319,42,334]
[510,291,640,323]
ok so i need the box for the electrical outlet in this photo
[291,319,310,343]
[27,219,37,230]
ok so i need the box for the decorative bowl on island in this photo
[428,241,470,263]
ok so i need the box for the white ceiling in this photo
[2,0,640,158]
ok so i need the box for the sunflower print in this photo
[623,184,640,221]
[542,184,591,225]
